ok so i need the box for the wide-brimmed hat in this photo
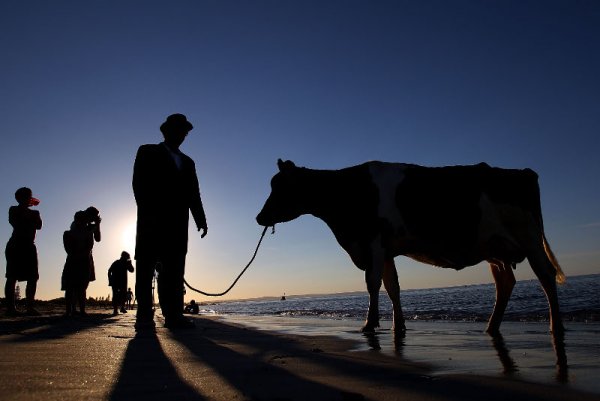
[160,113,194,134]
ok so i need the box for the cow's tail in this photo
[542,232,566,285]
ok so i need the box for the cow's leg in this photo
[527,246,564,336]
[361,241,385,333]
[382,258,405,334]
[527,242,567,368]
[486,262,516,335]
[362,266,382,332]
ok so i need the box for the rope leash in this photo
[183,225,272,297]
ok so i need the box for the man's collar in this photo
[161,141,182,154]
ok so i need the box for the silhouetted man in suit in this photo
[133,113,207,330]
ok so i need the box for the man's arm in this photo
[188,160,208,238]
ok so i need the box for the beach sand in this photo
[0,306,598,401]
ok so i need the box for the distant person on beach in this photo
[126,287,134,310]
[108,251,134,315]
[184,299,199,314]
[133,113,208,330]
[4,187,42,316]
[61,208,101,316]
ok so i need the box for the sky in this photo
[1,1,599,303]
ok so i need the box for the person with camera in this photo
[4,187,42,316]
[61,208,101,316]
[84,206,102,285]
[133,113,208,330]
[108,251,134,315]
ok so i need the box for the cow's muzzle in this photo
[256,212,271,227]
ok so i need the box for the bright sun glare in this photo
[121,221,137,255]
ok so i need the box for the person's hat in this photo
[160,113,193,134]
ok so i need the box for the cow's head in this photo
[256,159,306,227]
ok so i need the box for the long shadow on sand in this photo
[167,319,373,401]
[0,312,115,342]
[166,317,589,401]
[109,331,205,401]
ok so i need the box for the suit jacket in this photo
[133,142,207,260]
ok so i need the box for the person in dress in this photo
[84,207,101,284]
[4,187,42,316]
[61,209,101,316]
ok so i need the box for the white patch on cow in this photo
[368,162,407,234]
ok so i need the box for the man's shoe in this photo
[135,309,155,331]
[135,318,156,331]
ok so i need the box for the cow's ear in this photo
[277,159,296,171]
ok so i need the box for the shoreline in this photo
[1,306,599,400]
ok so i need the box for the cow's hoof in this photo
[485,325,501,337]
[361,324,378,333]
[393,326,407,338]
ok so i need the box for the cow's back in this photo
[393,164,485,263]
[364,162,540,268]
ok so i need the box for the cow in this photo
[256,159,567,368]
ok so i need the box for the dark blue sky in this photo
[1,1,598,300]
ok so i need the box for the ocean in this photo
[201,273,599,323]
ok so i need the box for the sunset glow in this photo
[1,2,598,303]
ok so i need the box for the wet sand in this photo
[0,306,598,401]
[223,315,600,394]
